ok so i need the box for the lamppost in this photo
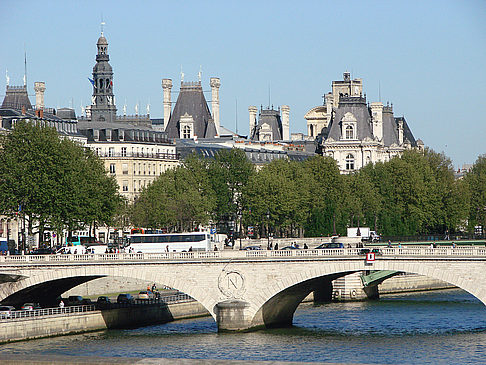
[266,209,270,249]
[238,211,242,250]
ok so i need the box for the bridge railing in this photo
[1,247,486,263]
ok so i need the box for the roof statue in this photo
[180,65,184,83]
[5,69,9,86]
[198,66,202,82]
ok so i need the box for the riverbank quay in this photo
[0,299,208,344]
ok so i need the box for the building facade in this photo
[307,72,423,173]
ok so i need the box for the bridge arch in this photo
[244,260,486,330]
[0,265,217,320]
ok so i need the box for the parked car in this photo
[243,245,262,251]
[96,296,111,304]
[358,248,383,256]
[138,291,154,300]
[66,296,84,306]
[0,305,15,318]
[117,293,134,304]
[20,303,40,311]
[315,243,344,249]
[30,248,55,255]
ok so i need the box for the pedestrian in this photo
[59,300,64,308]
[188,246,193,252]
[269,242,273,250]
[165,245,169,252]
[452,241,456,248]
[152,283,157,292]
[214,245,218,251]
[147,284,151,292]
[274,243,279,250]
[388,240,392,248]
[398,242,402,248]
[303,243,308,249]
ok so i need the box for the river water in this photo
[1,289,486,364]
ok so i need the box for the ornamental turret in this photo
[90,32,117,123]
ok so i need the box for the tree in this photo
[208,148,254,227]
[130,162,216,231]
[464,155,486,234]
[0,120,123,245]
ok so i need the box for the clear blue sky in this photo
[1,0,485,168]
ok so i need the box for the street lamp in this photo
[237,212,242,250]
[266,209,270,249]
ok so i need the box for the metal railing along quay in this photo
[1,247,486,264]
[0,294,195,322]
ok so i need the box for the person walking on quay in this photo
[303,243,308,249]
[214,245,218,251]
[274,243,279,250]
[388,240,392,248]
[59,300,64,308]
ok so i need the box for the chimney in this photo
[281,105,290,140]
[162,78,172,132]
[210,77,221,135]
[34,81,46,110]
[370,102,383,141]
[248,106,258,138]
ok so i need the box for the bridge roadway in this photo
[1,247,486,331]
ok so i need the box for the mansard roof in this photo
[251,108,282,140]
[1,85,33,110]
[165,81,216,139]
[326,97,373,141]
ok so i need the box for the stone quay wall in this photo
[0,301,208,343]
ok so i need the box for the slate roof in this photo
[395,116,417,146]
[1,86,33,110]
[326,97,373,141]
[165,82,216,139]
[251,108,282,140]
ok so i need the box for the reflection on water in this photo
[1,289,486,364]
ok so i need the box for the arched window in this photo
[99,79,103,89]
[346,154,355,170]
[345,125,354,139]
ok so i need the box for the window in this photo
[108,147,114,157]
[122,163,128,175]
[183,125,191,139]
[345,154,355,170]
[122,180,128,192]
[121,147,127,157]
[109,164,116,174]
[345,125,354,139]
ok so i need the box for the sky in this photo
[1,0,485,168]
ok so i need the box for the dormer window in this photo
[341,112,357,140]
[179,113,195,139]
[345,125,354,139]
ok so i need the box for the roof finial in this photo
[5,69,9,86]
[180,65,184,83]
[146,100,150,115]
[198,65,202,82]
[100,14,105,36]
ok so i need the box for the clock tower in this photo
[90,32,117,123]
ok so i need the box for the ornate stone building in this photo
[163,77,221,139]
[307,72,423,173]
[248,105,290,142]
[78,31,179,200]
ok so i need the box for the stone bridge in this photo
[1,247,486,331]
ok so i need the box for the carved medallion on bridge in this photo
[218,270,245,299]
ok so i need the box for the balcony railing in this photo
[96,152,179,160]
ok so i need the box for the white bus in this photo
[126,232,212,253]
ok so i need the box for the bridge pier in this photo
[215,300,255,332]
